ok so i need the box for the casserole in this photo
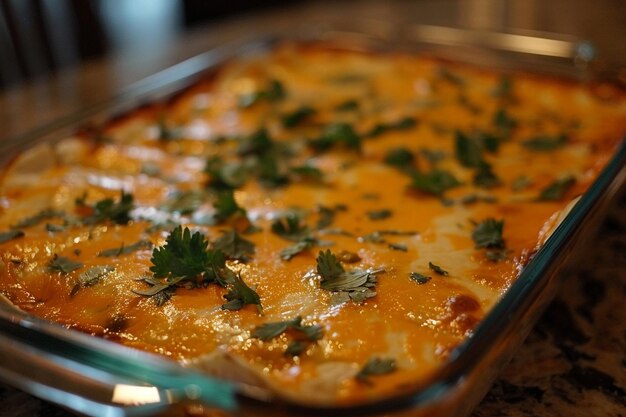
[0,16,625,417]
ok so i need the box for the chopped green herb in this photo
[522,134,568,151]
[315,205,346,230]
[48,255,83,274]
[428,262,449,276]
[419,148,446,165]
[271,213,309,242]
[97,240,153,257]
[289,164,324,182]
[221,272,262,313]
[492,76,513,99]
[251,316,323,342]
[282,106,315,127]
[157,117,182,141]
[160,190,207,215]
[512,175,532,191]
[309,123,361,152]
[149,226,221,283]
[11,209,65,229]
[239,79,285,108]
[455,131,484,168]
[356,357,397,383]
[79,191,135,225]
[205,157,248,190]
[316,250,382,304]
[457,94,482,114]
[335,99,359,111]
[237,129,274,157]
[71,265,115,296]
[409,272,431,284]
[492,108,517,139]
[45,223,66,233]
[436,67,464,86]
[0,230,24,244]
[537,176,576,201]
[474,162,501,189]
[256,153,289,188]
[410,169,461,197]
[367,117,417,138]
[366,209,392,221]
[472,218,505,249]
[212,190,248,225]
[279,236,317,260]
[388,243,407,252]
[384,147,415,170]
[213,229,255,262]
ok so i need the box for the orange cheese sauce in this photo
[0,43,625,404]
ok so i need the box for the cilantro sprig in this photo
[471,218,508,261]
[251,316,323,355]
[77,191,135,225]
[356,357,397,384]
[316,250,384,304]
[135,226,261,311]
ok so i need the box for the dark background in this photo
[0,0,297,91]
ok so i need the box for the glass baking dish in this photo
[1,9,625,417]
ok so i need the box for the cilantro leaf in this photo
[280,236,317,260]
[309,123,361,152]
[11,209,65,229]
[80,191,135,225]
[71,265,115,296]
[492,76,513,99]
[97,240,152,258]
[271,213,309,242]
[160,190,207,215]
[48,255,83,274]
[455,131,484,168]
[282,106,315,127]
[367,117,417,138]
[492,108,517,139]
[149,226,213,280]
[537,176,575,201]
[316,250,345,282]
[213,229,255,262]
[289,164,324,182]
[221,272,262,313]
[212,190,249,225]
[410,169,461,197]
[335,99,359,111]
[238,79,285,108]
[205,156,248,191]
[237,129,274,157]
[472,218,505,249]
[428,262,449,276]
[0,230,24,244]
[356,357,397,383]
[522,134,568,151]
[316,250,382,304]
[251,316,323,342]
[388,243,407,252]
[367,209,392,221]
[473,162,501,189]
[384,147,415,170]
[409,272,431,284]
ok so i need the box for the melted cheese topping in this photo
[1,43,625,405]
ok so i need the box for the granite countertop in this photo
[0,194,624,416]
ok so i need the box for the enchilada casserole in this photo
[0,42,625,405]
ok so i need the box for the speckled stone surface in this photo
[0,195,624,417]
